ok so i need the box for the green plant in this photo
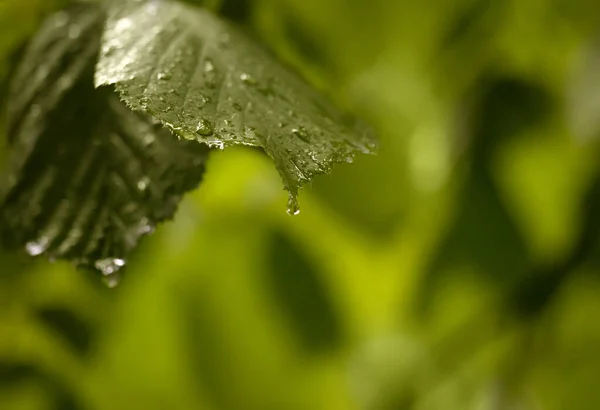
[0,0,375,280]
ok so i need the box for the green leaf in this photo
[0,3,209,280]
[94,0,376,213]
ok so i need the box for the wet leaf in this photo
[95,0,376,213]
[0,3,209,278]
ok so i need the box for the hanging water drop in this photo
[195,119,214,136]
[95,258,126,276]
[286,195,300,216]
[25,236,50,256]
[102,272,121,289]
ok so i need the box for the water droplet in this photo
[286,195,300,216]
[102,272,121,289]
[292,126,310,143]
[195,119,214,136]
[196,95,209,108]
[211,140,225,150]
[240,73,257,85]
[142,133,155,146]
[204,60,215,73]
[25,237,49,256]
[166,123,184,135]
[157,72,172,80]
[137,176,150,192]
[94,258,126,276]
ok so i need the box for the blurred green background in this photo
[2,0,600,409]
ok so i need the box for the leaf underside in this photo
[95,0,377,212]
[0,3,208,277]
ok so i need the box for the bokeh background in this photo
[2,0,600,409]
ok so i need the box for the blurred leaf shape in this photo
[0,3,209,277]
[95,0,377,214]
[348,335,432,410]
[266,230,342,352]
[0,362,36,385]
[507,170,600,318]
[35,306,94,357]
[419,170,530,303]
[568,36,600,141]
[419,75,555,312]
[0,361,83,410]
[180,290,233,410]
[440,0,495,48]
[469,74,555,156]
[279,5,331,71]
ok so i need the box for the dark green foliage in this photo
[419,75,555,312]
[219,0,252,23]
[0,3,209,275]
[2,0,600,409]
[0,361,84,410]
[0,0,375,274]
[470,74,555,156]
[267,230,342,352]
[35,306,94,357]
